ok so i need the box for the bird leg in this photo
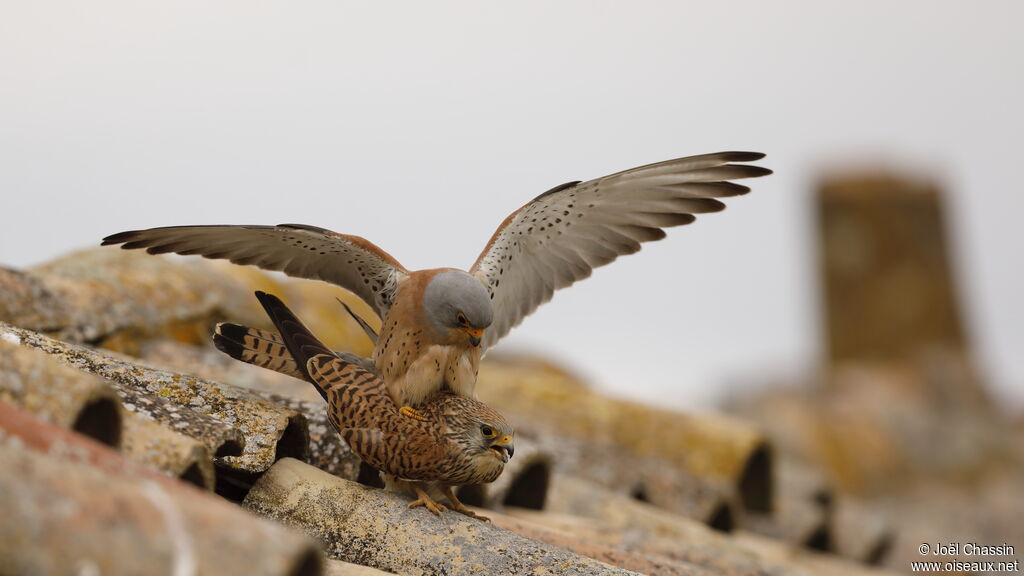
[442,486,490,522]
[408,483,447,515]
[399,406,429,421]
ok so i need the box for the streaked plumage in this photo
[105,151,771,409]
[216,291,513,518]
[215,320,374,379]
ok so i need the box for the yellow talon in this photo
[408,497,447,516]
[409,483,446,515]
[400,406,429,421]
[452,506,490,522]
[442,486,491,522]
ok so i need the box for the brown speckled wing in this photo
[103,223,408,318]
[309,356,449,481]
[340,427,448,481]
[470,151,771,351]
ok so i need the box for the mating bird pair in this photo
[217,291,511,519]
[104,151,771,517]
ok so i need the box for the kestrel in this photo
[103,151,771,417]
[217,291,514,519]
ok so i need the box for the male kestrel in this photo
[103,151,771,417]
[216,291,513,519]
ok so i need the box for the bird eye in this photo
[457,313,468,326]
[481,426,494,437]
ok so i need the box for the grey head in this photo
[423,269,493,346]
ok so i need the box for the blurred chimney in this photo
[817,174,966,364]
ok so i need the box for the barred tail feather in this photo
[213,322,305,380]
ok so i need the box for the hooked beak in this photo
[489,435,514,463]
[464,327,485,347]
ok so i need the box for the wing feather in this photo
[470,151,771,350]
[103,224,408,318]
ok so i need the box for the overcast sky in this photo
[2,1,1022,410]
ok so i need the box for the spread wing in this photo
[103,224,407,318]
[470,151,771,350]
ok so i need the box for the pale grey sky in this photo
[2,1,1022,410]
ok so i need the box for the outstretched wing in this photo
[103,223,407,318]
[470,151,771,351]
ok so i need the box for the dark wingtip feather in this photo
[253,292,317,392]
[100,230,140,246]
[719,151,767,162]
[701,198,727,213]
[252,290,334,395]
[215,322,250,343]
[212,322,247,360]
[730,165,774,178]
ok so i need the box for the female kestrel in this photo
[103,151,771,417]
[219,290,513,519]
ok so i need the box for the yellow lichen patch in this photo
[3,322,297,474]
[32,249,240,343]
[0,340,123,449]
[120,411,214,489]
[476,356,766,496]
